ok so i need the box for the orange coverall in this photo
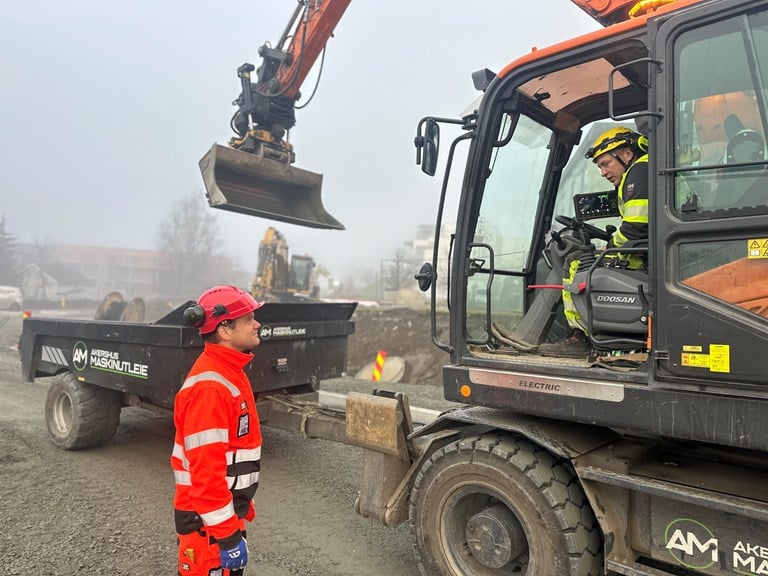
[171,343,262,575]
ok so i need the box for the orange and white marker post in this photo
[371,350,387,381]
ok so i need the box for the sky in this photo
[1,1,599,281]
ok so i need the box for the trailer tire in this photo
[45,372,122,450]
[409,434,603,576]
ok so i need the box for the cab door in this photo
[653,0,768,387]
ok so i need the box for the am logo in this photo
[665,518,719,570]
[72,341,89,371]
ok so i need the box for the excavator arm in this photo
[199,0,352,230]
[230,0,351,144]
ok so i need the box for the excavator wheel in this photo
[409,434,603,576]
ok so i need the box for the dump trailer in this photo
[18,301,367,449]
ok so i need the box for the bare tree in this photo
[156,193,237,300]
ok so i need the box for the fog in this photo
[1,1,597,283]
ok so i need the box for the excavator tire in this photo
[409,434,603,576]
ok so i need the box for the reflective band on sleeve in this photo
[172,442,189,470]
[200,501,236,527]
[226,446,262,463]
[227,471,260,490]
[613,229,629,247]
[174,470,192,486]
[181,371,241,397]
[184,428,228,451]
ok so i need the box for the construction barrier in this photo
[372,350,387,381]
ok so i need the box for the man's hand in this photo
[219,536,248,570]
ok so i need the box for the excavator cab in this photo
[419,0,768,384]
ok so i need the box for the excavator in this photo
[251,226,332,301]
[199,1,768,575]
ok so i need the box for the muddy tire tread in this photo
[408,433,603,576]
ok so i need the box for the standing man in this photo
[540,126,649,358]
[172,285,264,576]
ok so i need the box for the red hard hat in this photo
[184,285,263,335]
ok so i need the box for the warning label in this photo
[747,238,768,259]
[680,344,730,373]
[681,353,710,368]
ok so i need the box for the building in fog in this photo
[17,243,245,302]
[381,222,453,305]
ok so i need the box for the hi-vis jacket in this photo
[171,343,262,546]
[607,153,649,269]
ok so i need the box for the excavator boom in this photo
[276,0,351,101]
[200,0,352,230]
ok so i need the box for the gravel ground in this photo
[0,309,459,576]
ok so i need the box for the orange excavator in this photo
[199,0,351,230]
[197,2,768,575]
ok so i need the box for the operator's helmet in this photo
[726,129,765,164]
[585,126,649,162]
[724,114,765,164]
[183,285,263,335]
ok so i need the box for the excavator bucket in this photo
[199,144,345,230]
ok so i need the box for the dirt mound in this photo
[345,306,450,386]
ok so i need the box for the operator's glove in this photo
[219,535,248,570]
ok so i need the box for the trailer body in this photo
[19,301,356,441]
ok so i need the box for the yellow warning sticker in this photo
[680,345,730,372]
[681,353,710,368]
[747,238,768,259]
[709,344,730,373]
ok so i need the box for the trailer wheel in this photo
[409,434,602,576]
[45,372,122,450]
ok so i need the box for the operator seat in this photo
[570,243,651,352]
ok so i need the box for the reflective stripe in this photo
[613,228,630,247]
[181,371,241,397]
[562,259,588,333]
[184,428,228,451]
[174,470,192,486]
[172,442,189,470]
[226,446,262,463]
[622,200,648,221]
[200,501,235,527]
[227,471,260,490]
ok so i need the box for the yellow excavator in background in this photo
[251,226,333,301]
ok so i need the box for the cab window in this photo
[673,9,768,319]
